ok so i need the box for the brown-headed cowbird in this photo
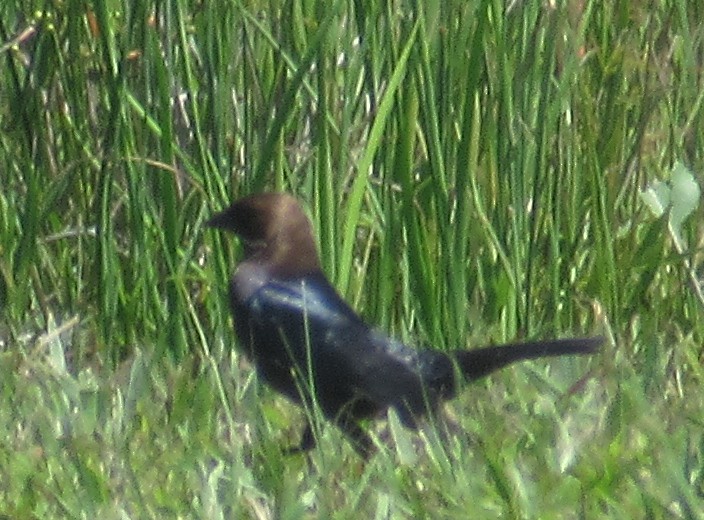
[207,193,601,456]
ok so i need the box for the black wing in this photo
[239,273,451,424]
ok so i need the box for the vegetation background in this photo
[1,0,702,518]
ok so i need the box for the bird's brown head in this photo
[207,193,321,277]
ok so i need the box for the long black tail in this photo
[451,336,602,382]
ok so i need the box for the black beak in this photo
[205,207,234,230]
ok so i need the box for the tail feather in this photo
[451,336,602,382]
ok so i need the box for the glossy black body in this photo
[232,272,456,426]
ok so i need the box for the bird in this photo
[207,192,602,456]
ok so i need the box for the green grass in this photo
[1,0,703,517]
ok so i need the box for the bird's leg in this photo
[336,417,375,458]
[285,418,373,458]
[284,422,316,454]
